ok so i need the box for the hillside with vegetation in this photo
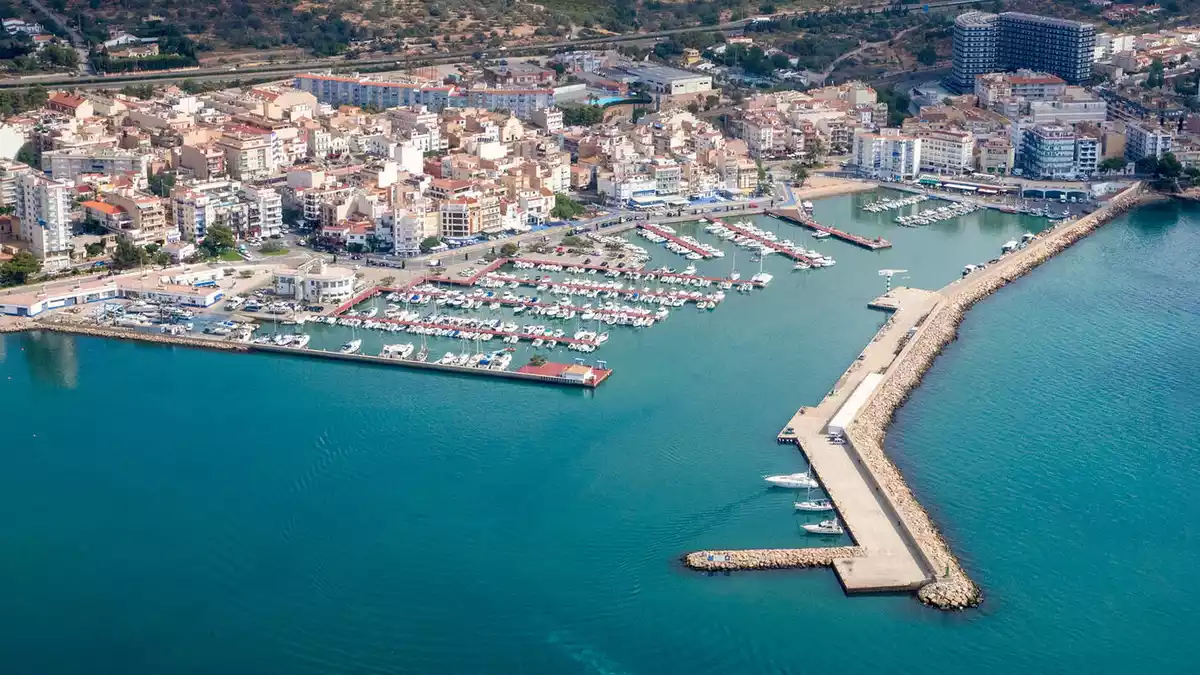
[47,0,871,57]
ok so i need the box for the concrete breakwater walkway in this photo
[848,181,1155,609]
[684,182,1155,610]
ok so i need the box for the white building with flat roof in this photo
[273,259,358,304]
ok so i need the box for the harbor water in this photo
[2,194,1197,673]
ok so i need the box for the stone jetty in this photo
[684,547,862,571]
[847,182,1154,610]
[684,183,1155,611]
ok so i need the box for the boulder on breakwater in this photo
[683,547,863,571]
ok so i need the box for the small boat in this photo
[293,334,311,348]
[764,473,818,489]
[802,519,844,535]
[812,231,831,239]
[795,498,833,512]
[339,339,362,355]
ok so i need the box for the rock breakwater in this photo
[32,321,248,352]
[848,183,1154,610]
[684,547,863,571]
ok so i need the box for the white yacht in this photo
[363,307,379,318]
[339,339,362,355]
[802,519,844,535]
[812,231,831,239]
[764,473,818,489]
[794,498,834,512]
[293,334,311,349]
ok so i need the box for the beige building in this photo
[178,142,227,179]
[106,190,175,246]
[976,138,1015,174]
[216,128,277,180]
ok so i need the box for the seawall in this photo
[847,182,1157,609]
[1,320,250,352]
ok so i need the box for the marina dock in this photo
[508,258,758,287]
[385,287,674,323]
[637,224,716,258]
[712,219,818,264]
[767,209,892,250]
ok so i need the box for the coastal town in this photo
[0,4,1197,612]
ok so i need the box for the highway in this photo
[0,0,983,92]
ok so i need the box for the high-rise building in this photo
[952,12,999,94]
[951,12,1095,91]
[15,173,72,270]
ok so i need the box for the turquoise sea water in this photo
[2,194,1197,673]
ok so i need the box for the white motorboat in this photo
[802,519,844,535]
[339,339,362,355]
[764,473,818,489]
[293,334,311,348]
[812,231,831,239]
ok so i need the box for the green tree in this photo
[916,44,937,66]
[112,239,148,270]
[419,236,442,253]
[1135,155,1160,176]
[152,250,173,267]
[148,171,176,198]
[499,242,519,257]
[201,224,236,256]
[347,242,365,253]
[789,163,809,186]
[1097,157,1127,173]
[0,250,41,285]
[84,242,105,257]
[551,193,586,219]
[559,104,604,126]
[1145,59,1166,89]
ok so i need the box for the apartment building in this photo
[952,11,1095,90]
[44,148,150,181]
[15,173,71,270]
[1125,121,1174,161]
[438,198,484,238]
[1021,123,1094,179]
[916,128,976,174]
[852,129,923,180]
[106,191,176,246]
[217,128,277,180]
[171,179,282,241]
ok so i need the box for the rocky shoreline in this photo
[683,547,863,571]
[847,182,1155,610]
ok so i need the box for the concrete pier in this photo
[767,209,892,250]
